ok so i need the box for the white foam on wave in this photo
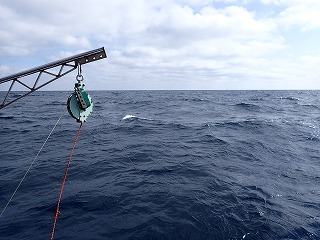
[122,115,137,120]
[140,116,154,121]
[122,114,154,121]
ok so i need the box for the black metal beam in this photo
[0,47,106,84]
[0,47,107,110]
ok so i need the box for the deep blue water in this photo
[1,90,320,240]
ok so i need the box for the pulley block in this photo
[67,79,93,123]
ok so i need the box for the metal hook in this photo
[76,64,84,82]
[76,74,84,81]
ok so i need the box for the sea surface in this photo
[1,90,320,240]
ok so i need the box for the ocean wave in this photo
[141,165,179,175]
[121,114,154,121]
[235,102,260,109]
[44,101,65,106]
[181,97,206,102]
[200,134,229,145]
[249,97,266,101]
[298,104,319,110]
[0,116,14,120]
[279,96,299,101]
[214,119,266,128]
[120,115,197,133]
[122,114,137,120]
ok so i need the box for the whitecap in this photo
[243,233,250,239]
[122,114,154,121]
[122,115,137,120]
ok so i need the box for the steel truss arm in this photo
[0,47,107,110]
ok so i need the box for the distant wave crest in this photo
[235,102,260,109]
[279,96,299,101]
[122,114,154,121]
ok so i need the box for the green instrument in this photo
[67,72,93,123]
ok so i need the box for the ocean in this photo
[0,90,320,240]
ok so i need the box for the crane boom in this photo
[0,47,107,110]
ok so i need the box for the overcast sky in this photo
[0,0,320,90]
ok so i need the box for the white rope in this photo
[0,115,63,218]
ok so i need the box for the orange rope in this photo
[50,122,83,240]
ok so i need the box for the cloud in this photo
[261,0,320,30]
[0,0,319,89]
[278,6,320,31]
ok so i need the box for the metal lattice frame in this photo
[0,47,107,110]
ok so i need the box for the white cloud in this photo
[261,0,320,30]
[278,6,320,31]
[0,0,319,89]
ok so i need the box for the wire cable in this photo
[0,115,63,218]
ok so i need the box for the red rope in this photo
[50,123,83,240]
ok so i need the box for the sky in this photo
[0,0,320,90]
